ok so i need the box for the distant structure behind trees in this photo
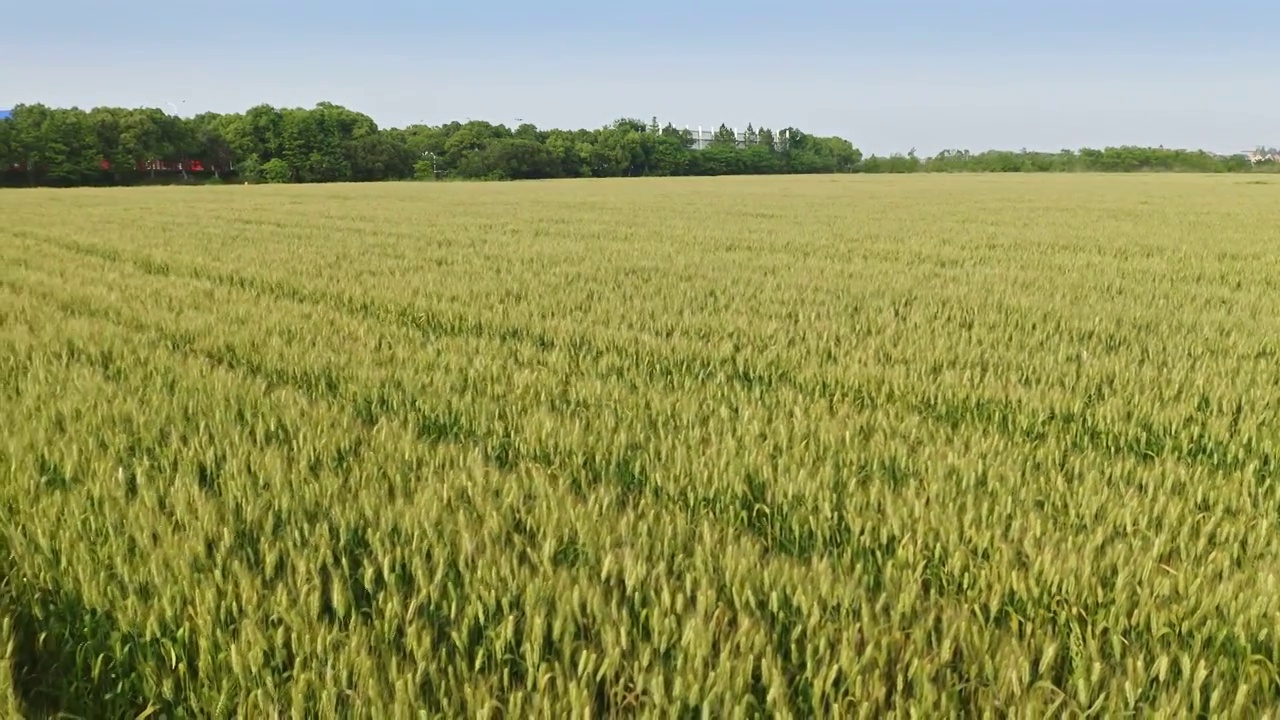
[1242,147,1280,164]
[0,102,1275,187]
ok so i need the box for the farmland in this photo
[3,174,1280,716]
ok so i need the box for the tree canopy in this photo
[0,102,1273,187]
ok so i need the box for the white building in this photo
[1243,148,1280,163]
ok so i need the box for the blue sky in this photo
[3,0,1277,155]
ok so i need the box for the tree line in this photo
[0,101,1273,187]
[866,147,1275,174]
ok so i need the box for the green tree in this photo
[757,127,776,151]
[0,115,13,171]
[346,131,418,181]
[543,130,590,178]
[513,122,542,143]
[692,144,742,176]
[7,105,100,185]
[477,138,558,180]
[88,107,133,182]
[233,104,285,165]
[741,143,780,174]
[190,112,236,177]
[648,132,690,176]
[711,124,738,149]
[279,108,321,182]
[259,158,292,183]
[119,109,168,177]
[814,136,862,172]
[443,121,508,175]
[154,111,196,178]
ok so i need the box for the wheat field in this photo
[3,174,1280,717]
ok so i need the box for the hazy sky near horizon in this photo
[4,0,1277,155]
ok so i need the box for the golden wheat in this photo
[3,174,1280,717]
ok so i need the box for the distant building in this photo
[1242,148,1280,163]
[682,125,790,151]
